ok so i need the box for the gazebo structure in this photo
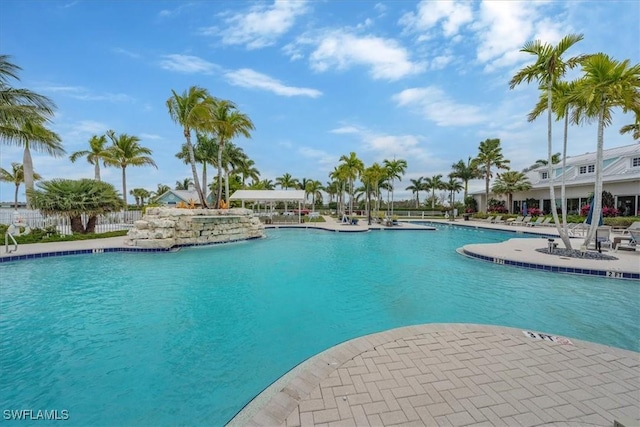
[228,190,306,223]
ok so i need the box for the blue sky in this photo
[1,0,638,204]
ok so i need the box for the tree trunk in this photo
[431,189,435,209]
[94,161,101,181]
[184,128,206,208]
[14,184,19,209]
[202,162,207,198]
[86,215,97,233]
[23,144,34,209]
[224,168,230,207]
[561,113,569,237]
[484,164,490,213]
[70,216,85,234]
[216,138,225,208]
[121,166,127,211]
[585,101,606,244]
[390,179,394,217]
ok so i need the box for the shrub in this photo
[488,205,508,214]
[527,207,542,216]
[580,204,619,217]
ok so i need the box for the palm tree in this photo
[619,119,640,140]
[237,158,260,188]
[209,99,255,208]
[363,163,387,217]
[424,174,445,210]
[450,157,479,202]
[153,183,171,201]
[0,55,56,144]
[29,179,122,234]
[526,152,561,171]
[129,188,151,207]
[383,158,407,217]
[491,171,532,213]
[175,178,194,190]
[222,142,248,203]
[527,79,581,235]
[175,133,217,193]
[510,33,587,248]
[166,86,216,207]
[324,180,339,205]
[104,130,157,208]
[0,162,41,208]
[570,53,640,244]
[305,180,324,210]
[329,165,350,216]
[471,138,510,213]
[445,175,463,218]
[339,152,365,214]
[405,177,424,208]
[69,134,111,181]
[276,172,299,211]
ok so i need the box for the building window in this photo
[632,157,640,167]
[579,164,595,174]
[540,171,548,180]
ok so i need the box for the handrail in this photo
[5,231,17,253]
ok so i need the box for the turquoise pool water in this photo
[1,227,638,426]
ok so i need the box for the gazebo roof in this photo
[228,190,305,202]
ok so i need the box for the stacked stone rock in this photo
[126,207,264,249]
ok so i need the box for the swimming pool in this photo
[1,227,637,426]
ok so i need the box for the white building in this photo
[472,143,640,215]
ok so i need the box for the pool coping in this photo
[228,323,639,427]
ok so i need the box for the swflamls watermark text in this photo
[3,410,69,421]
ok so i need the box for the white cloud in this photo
[330,126,361,135]
[295,30,424,81]
[400,0,473,38]
[140,133,162,140]
[112,47,141,59]
[472,1,568,72]
[38,85,134,103]
[392,86,487,127]
[159,54,218,74]
[298,147,335,167]
[208,0,309,49]
[225,68,322,98]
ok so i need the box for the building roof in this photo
[229,190,305,201]
[156,189,212,204]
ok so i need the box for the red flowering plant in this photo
[527,207,542,216]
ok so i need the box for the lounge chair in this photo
[483,216,495,223]
[615,229,640,252]
[491,215,504,224]
[507,216,523,225]
[527,217,545,227]
[539,218,553,227]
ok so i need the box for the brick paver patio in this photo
[231,324,639,427]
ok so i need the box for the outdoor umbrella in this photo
[586,195,603,226]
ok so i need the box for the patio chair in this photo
[615,229,640,252]
[483,216,495,223]
[588,226,612,251]
[539,217,553,227]
[491,215,504,224]
[527,217,545,227]
[507,216,523,225]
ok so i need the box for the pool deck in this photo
[228,324,639,427]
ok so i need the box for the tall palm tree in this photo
[167,86,215,207]
[363,163,386,216]
[209,99,255,208]
[237,158,260,188]
[305,180,324,210]
[471,138,510,213]
[276,172,299,211]
[324,180,339,205]
[445,175,463,217]
[383,158,407,217]
[510,34,586,248]
[104,130,157,207]
[15,117,64,208]
[450,157,479,202]
[424,174,445,210]
[222,142,248,203]
[405,177,424,208]
[339,152,365,214]
[329,165,349,215]
[491,171,532,213]
[69,134,110,181]
[175,133,217,193]
[528,79,581,234]
[570,53,640,243]
[0,162,41,208]
[0,55,56,144]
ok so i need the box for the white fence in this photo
[0,209,142,235]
